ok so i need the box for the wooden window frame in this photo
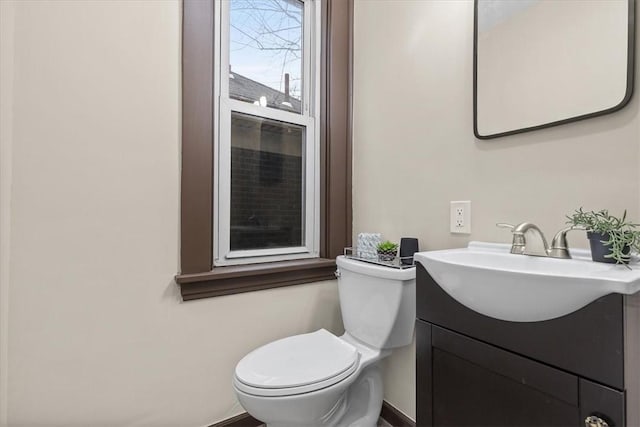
[176,0,353,301]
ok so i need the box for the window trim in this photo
[176,0,352,301]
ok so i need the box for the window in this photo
[215,0,320,265]
[177,0,352,300]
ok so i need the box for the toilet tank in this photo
[335,256,416,349]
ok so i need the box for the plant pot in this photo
[587,231,630,264]
[377,250,396,262]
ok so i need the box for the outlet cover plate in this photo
[450,201,471,234]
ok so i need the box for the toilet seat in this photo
[234,329,360,397]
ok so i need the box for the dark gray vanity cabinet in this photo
[416,263,627,427]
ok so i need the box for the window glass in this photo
[230,112,305,251]
[229,0,304,114]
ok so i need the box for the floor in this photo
[256,419,392,427]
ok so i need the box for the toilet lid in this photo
[235,329,359,391]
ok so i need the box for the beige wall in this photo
[1,0,15,424]
[0,1,342,425]
[353,0,640,420]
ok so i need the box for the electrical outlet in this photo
[450,201,471,234]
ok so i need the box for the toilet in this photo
[233,255,416,427]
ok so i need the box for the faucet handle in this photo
[549,226,586,259]
[496,223,515,231]
[497,223,524,254]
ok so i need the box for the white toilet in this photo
[233,255,416,427]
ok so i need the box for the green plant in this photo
[376,240,399,253]
[376,240,399,262]
[567,208,640,266]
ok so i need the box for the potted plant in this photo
[566,208,640,266]
[376,240,399,262]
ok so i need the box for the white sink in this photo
[414,241,640,322]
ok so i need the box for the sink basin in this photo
[414,241,640,322]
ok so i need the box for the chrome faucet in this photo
[497,222,584,259]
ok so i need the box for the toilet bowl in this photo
[233,256,416,427]
[234,330,387,427]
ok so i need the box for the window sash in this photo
[214,0,320,266]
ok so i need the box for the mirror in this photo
[474,0,635,139]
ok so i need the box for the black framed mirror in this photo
[474,0,635,139]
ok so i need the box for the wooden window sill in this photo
[175,258,337,301]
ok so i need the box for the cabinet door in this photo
[432,326,580,426]
[417,321,627,427]
[580,380,625,427]
[416,320,432,427]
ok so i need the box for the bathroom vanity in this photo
[415,246,640,427]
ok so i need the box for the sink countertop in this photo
[414,241,640,322]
